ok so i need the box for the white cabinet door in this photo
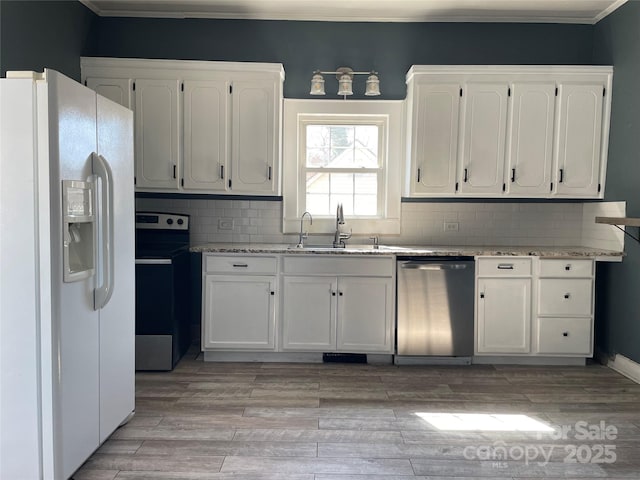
[507,82,555,196]
[459,83,509,195]
[231,80,278,194]
[281,276,336,351]
[337,277,394,353]
[86,77,132,108]
[203,275,276,350]
[477,278,531,354]
[134,79,180,189]
[183,80,229,191]
[409,83,460,195]
[555,83,604,197]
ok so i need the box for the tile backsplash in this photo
[136,197,603,248]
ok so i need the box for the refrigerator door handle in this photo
[92,152,115,310]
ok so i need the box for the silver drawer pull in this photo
[497,264,514,270]
[232,263,248,268]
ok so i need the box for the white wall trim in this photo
[282,99,404,235]
[607,353,640,384]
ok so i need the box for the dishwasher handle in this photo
[400,262,470,271]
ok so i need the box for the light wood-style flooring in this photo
[75,352,640,479]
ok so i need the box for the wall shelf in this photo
[596,216,640,243]
[595,216,640,227]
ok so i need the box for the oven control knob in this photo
[166,218,174,225]
[177,219,184,225]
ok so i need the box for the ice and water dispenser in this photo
[62,180,95,282]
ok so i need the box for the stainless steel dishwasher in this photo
[396,257,475,361]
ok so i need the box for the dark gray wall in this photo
[91,18,594,99]
[593,1,640,363]
[0,0,96,81]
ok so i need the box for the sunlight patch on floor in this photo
[415,412,555,432]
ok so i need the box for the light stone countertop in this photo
[190,243,624,259]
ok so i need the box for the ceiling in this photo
[80,0,627,24]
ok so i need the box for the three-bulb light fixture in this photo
[310,67,381,97]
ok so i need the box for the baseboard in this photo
[607,353,640,384]
[472,356,586,366]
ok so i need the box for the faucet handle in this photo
[369,235,379,247]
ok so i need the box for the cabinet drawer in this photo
[537,317,592,355]
[205,255,277,274]
[283,255,394,277]
[477,257,532,276]
[539,259,593,278]
[538,278,592,316]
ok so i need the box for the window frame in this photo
[283,99,403,235]
[300,118,386,218]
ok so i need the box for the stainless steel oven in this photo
[135,212,191,370]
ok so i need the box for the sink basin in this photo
[287,244,336,251]
[287,244,409,252]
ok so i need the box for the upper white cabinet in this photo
[85,77,132,108]
[406,83,460,195]
[231,80,279,193]
[183,79,229,191]
[404,66,612,199]
[81,57,284,196]
[506,82,556,196]
[135,79,181,189]
[555,83,605,197]
[459,83,509,195]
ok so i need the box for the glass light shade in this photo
[310,73,325,95]
[365,73,381,96]
[337,74,353,96]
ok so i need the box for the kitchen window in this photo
[282,100,403,235]
[303,122,383,217]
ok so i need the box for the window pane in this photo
[302,122,381,217]
[306,148,331,168]
[354,173,377,195]
[306,125,330,148]
[330,173,354,195]
[306,124,379,169]
[306,172,329,194]
[355,126,379,156]
[354,195,377,216]
[330,126,354,147]
[306,193,329,214]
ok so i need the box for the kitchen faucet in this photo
[296,211,312,248]
[333,203,352,248]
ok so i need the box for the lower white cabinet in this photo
[281,275,393,353]
[476,277,531,354]
[475,256,595,358]
[203,275,276,350]
[202,253,395,355]
[476,257,533,354]
[281,258,395,354]
[202,255,277,351]
[534,259,594,356]
[337,276,394,353]
[282,276,336,351]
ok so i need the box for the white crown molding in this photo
[76,0,628,24]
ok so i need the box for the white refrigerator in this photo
[0,69,135,479]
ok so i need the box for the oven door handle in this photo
[135,259,172,265]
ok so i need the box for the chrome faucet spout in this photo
[297,211,313,248]
[333,203,351,247]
